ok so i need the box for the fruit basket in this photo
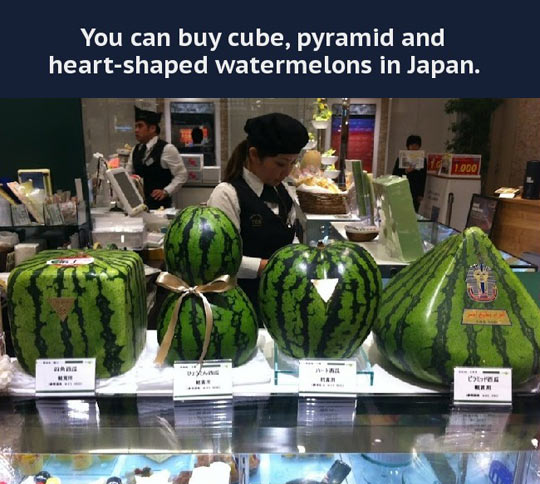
[297,190,349,215]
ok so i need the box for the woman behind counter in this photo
[207,112,308,314]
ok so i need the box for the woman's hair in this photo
[224,140,273,182]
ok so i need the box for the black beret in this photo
[135,106,162,126]
[244,113,308,155]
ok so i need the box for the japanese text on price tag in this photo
[35,358,96,397]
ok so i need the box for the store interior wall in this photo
[487,98,540,195]
[82,98,154,177]
[385,98,454,173]
[0,98,88,199]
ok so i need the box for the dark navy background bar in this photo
[2,1,539,97]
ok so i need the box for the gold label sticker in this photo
[462,309,511,326]
[48,297,76,322]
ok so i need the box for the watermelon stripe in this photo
[376,235,459,359]
[94,273,121,375]
[481,238,540,377]
[29,267,48,358]
[341,249,377,356]
[53,267,74,357]
[428,246,464,380]
[71,268,89,355]
[7,267,29,371]
[96,254,137,362]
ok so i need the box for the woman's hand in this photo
[258,259,269,276]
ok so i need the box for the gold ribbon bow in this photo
[154,272,236,366]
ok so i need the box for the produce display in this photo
[374,227,540,386]
[156,287,258,366]
[7,249,147,378]
[259,241,382,359]
[164,206,242,285]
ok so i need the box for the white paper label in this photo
[35,358,96,397]
[47,256,94,266]
[299,359,357,397]
[173,360,232,401]
[453,367,512,405]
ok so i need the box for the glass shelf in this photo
[3,396,540,483]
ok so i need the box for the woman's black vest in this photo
[230,176,296,317]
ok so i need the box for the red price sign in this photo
[450,156,481,176]
[427,154,444,174]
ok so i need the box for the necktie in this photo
[261,185,287,223]
[139,144,147,159]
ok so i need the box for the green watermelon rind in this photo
[156,286,258,367]
[7,249,147,378]
[374,227,540,386]
[259,241,382,359]
[164,206,242,285]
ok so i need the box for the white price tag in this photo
[299,359,357,397]
[173,360,232,401]
[453,367,512,405]
[35,358,96,397]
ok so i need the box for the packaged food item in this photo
[14,454,43,475]
[71,454,93,470]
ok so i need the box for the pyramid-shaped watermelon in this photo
[374,227,540,386]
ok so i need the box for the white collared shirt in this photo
[207,167,298,279]
[127,136,188,195]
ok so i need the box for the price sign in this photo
[299,359,357,397]
[450,155,481,177]
[453,367,512,405]
[35,358,96,397]
[173,360,232,401]
[427,153,444,174]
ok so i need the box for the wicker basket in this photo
[297,189,349,214]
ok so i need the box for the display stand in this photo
[274,345,374,387]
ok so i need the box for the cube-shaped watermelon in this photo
[7,249,147,378]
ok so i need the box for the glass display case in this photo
[330,219,537,278]
[2,396,540,483]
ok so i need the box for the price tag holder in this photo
[173,360,233,401]
[453,367,512,406]
[35,358,96,397]
[299,359,357,398]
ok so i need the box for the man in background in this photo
[127,106,187,209]
[392,134,427,212]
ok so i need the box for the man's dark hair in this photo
[191,127,203,144]
[406,134,422,148]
